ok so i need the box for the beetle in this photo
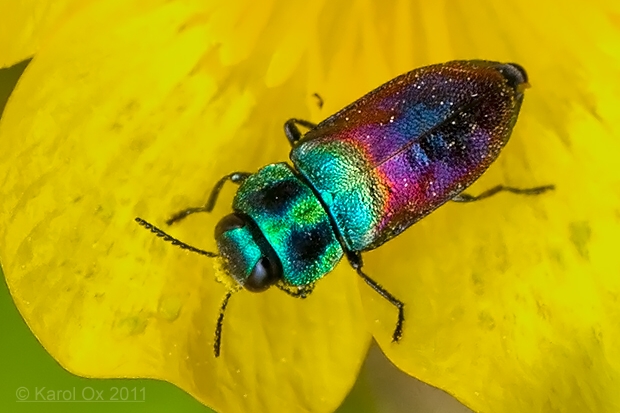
[136,60,553,357]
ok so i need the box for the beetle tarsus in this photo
[347,252,405,343]
[166,172,251,225]
[452,184,555,203]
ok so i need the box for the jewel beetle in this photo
[136,60,554,357]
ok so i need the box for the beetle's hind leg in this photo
[451,184,555,203]
[347,252,405,343]
[166,172,251,225]
[284,119,317,146]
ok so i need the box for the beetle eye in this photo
[245,256,282,292]
[215,213,247,238]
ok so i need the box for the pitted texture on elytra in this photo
[291,60,525,251]
[233,163,343,286]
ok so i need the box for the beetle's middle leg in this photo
[347,251,405,343]
[284,119,317,146]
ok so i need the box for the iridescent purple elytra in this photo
[291,60,529,251]
[136,60,553,357]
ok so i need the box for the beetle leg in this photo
[166,172,252,225]
[347,251,404,343]
[284,118,317,146]
[451,184,555,203]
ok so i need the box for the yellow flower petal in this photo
[0,0,89,68]
[4,0,620,412]
[0,1,370,412]
[353,1,620,412]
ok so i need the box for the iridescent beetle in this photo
[136,60,553,357]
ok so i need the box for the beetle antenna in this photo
[214,289,235,357]
[135,217,218,257]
